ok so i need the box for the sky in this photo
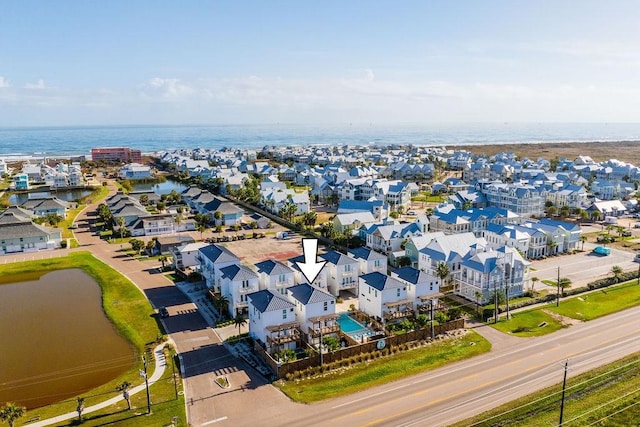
[1,1,640,126]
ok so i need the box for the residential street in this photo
[5,188,640,426]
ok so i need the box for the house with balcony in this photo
[129,213,176,236]
[12,173,30,190]
[220,264,260,316]
[319,250,360,296]
[286,283,338,346]
[347,247,387,274]
[391,266,441,314]
[403,233,446,268]
[358,272,412,323]
[456,246,528,303]
[170,241,209,270]
[286,254,329,290]
[418,233,487,285]
[482,183,546,217]
[332,211,377,234]
[0,208,62,254]
[255,259,296,296]
[248,289,301,354]
[118,163,153,180]
[198,244,241,293]
[337,199,387,221]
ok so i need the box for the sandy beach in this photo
[457,140,640,165]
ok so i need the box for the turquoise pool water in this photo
[337,312,365,333]
[337,312,376,341]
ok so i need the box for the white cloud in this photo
[0,76,9,88]
[24,79,46,89]
[142,77,194,98]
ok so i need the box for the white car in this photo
[406,211,416,215]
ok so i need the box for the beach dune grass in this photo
[277,331,490,403]
[0,252,186,426]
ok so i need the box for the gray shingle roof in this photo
[199,244,240,264]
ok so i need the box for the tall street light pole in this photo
[556,266,561,307]
[140,355,151,414]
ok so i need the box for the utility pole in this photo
[171,351,178,400]
[319,321,323,366]
[556,266,561,307]
[140,355,152,414]
[504,254,510,320]
[559,359,569,426]
[430,298,435,339]
[637,260,640,286]
[494,284,499,324]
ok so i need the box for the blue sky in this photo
[1,1,639,126]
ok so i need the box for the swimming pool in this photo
[337,312,376,341]
[337,312,366,333]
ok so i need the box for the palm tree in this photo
[159,255,168,271]
[611,265,623,283]
[435,262,450,288]
[233,313,247,335]
[530,276,539,294]
[580,235,587,251]
[0,403,26,427]
[116,216,126,241]
[474,291,483,315]
[116,381,132,410]
[76,397,85,422]
[196,223,207,241]
[215,295,230,318]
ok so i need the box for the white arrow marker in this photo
[296,238,326,285]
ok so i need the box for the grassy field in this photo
[548,279,640,321]
[277,330,490,403]
[453,352,640,427]
[0,252,186,427]
[490,308,565,337]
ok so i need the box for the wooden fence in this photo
[256,319,465,378]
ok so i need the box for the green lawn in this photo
[547,280,640,321]
[453,352,640,427]
[0,252,186,427]
[276,330,490,403]
[490,309,565,337]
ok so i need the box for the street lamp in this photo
[140,355,152,414]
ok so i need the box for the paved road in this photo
[256,306,640,427]
[7,190,640,426]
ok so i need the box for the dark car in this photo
[159,306,169,318]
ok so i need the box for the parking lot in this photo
[528,242,638,292]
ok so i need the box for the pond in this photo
[9,189,93,205]
[0,269,136,409]
[132,179,187,195]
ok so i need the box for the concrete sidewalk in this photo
[28,344,167,427]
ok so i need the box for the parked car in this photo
[622,230,633,237]
[406,211,416,215]
[592,246,611,256]
[635,222,640,228]
[159,306,169,318]
[635,253,640,263]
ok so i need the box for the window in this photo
[323,301,328,311]
[396,288,401,297]
[345,264,351,272]
[282,309,287,320]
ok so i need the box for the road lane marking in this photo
[201,416,228,425]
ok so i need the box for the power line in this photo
[563,388,640,426]
[467,356,640,426]
[585,399,640,426]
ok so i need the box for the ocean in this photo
[1,122,640,158]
